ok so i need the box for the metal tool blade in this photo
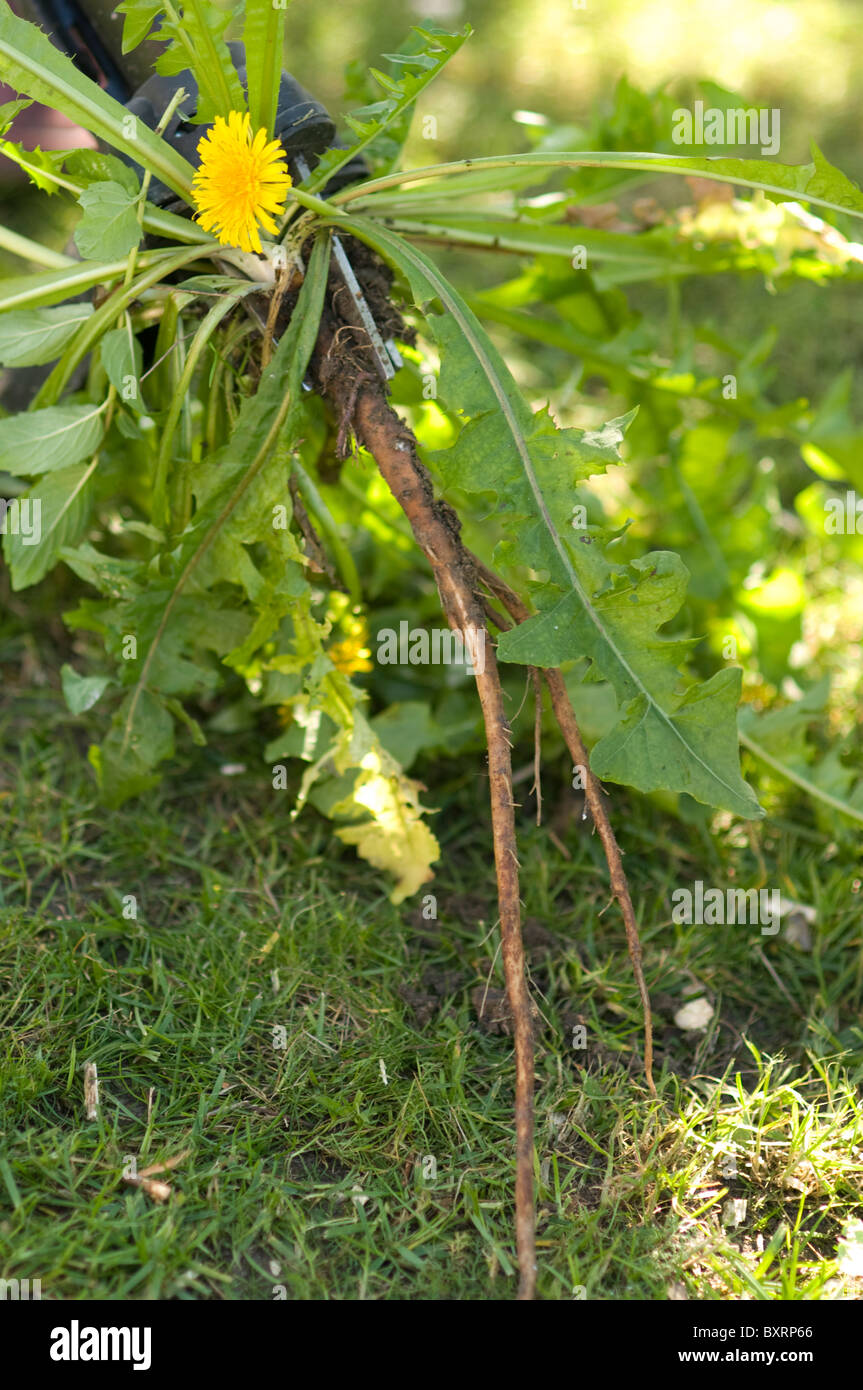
[293,155,400,382]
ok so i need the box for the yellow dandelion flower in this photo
[192,110,291,255]
[330,632,373,675]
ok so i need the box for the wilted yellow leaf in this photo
[334,758,439,904]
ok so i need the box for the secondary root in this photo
[472,556,656,1096]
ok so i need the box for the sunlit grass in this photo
[1,693,860,1299]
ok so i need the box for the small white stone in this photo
[674,997,713,1031]
[723,1198,748,1227]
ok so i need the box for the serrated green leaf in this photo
[664,142,863,217]
[0,402,105,475]
[0,304,94,367]
[0,96,29,132]
[2,462,96,589]
[334,149,863,228]
[381,52,438,70]
[100,326,145,412]
[155,0,245,125]
[592,668,753,810]
[113,233,330,787]
[90,689,175,807]
[369,70,402,95]
[75,180,142,261]
[0,1,195,199]
[243,0,288,137]
[64,148,140,197]
[0,139,205,251]
[331,213,759,819]
[739,687,863,828]
[115,0,163,53]
[0,135,67,193]
[0,139,143,203]
[61,663,112,714]
[303,25,471,194]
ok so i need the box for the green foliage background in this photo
[1,0,862,1307]
[1,0,862,881]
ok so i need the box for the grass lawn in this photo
[2,670,862,1301]
[1,0,862,1312]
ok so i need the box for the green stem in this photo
[0,142,79,194]
[123,86,191,298]
[739,730,863,827]
[0,248,201,315]
[0,224,75,269]
[0,148,210,245]
[205,320,255,453]
[33,244,210,408]
[161,0,210,104]
[187,0,238,117]
[122,356,306,754]
[291,458,362,605]
[330,152,863,225]
[286,187,347,222]
[153,282,261,530]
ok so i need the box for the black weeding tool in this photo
[12,3,402,383]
